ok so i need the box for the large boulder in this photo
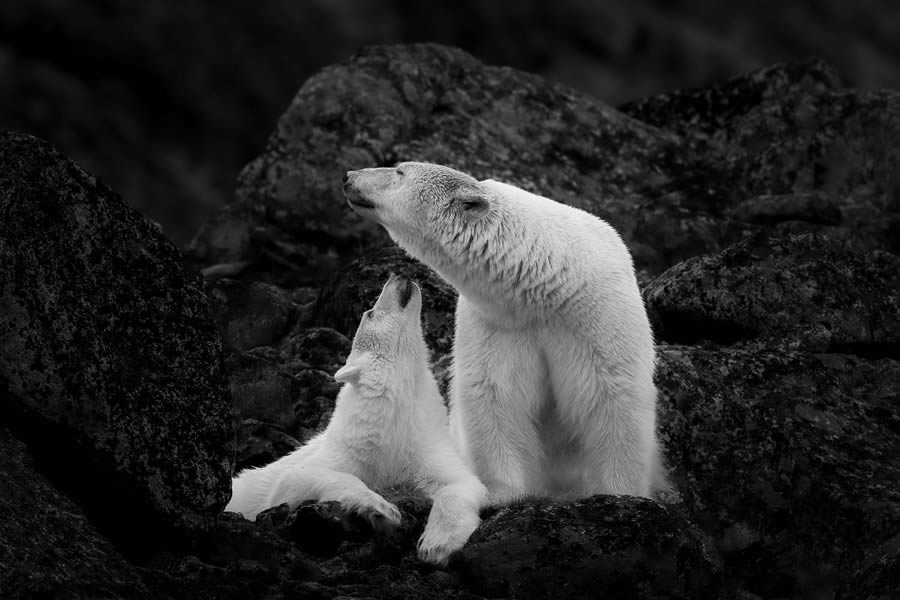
[453,496,722,600]
[645,232,900,355]
[0,426,150,600]
[621,60,900,258]
[314,245,458,356]
[0,132,233,555]
[656,346,900,598]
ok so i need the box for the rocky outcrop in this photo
[0,427,150,600]
[4,43,900,600]
[0,132,233,557]
[645,232,900,355]
[455,497,722,599]
[657,346,900,597]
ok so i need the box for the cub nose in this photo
[395,275,415,309]
[342,172,350,184]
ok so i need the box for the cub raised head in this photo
[334,272,423,391]
[225,274,487,566]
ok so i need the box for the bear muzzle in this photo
[342,172,376,210]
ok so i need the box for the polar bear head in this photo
[342,162,492,263]
[333,273,425,391]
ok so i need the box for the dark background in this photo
[3,0,899,246]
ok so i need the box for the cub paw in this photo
[350,491,402,532]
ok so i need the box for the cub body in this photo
[225,274,487,564]
[343,163,666,503]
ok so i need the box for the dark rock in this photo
[453,495,722,600]
[0,132,233,556]
[656,346,900,598]
[838,536,900,600]
[314,246,458,356]
[208,279,297,352]
[140,511,320,600]
[432,353,453,405]
[278,326,352,373]
[227,349,303,432]
[645,233,900,357]
[0,426,151,600]
[621,61,900,258]
[225,327,351,468]
[234,419,300,473]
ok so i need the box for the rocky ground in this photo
[2,44,899,599]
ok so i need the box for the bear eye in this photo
[396,167,405,176]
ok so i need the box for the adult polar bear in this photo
[343,162,666,503]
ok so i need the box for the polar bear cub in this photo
[343,163,667,504]
[225,274,487,565]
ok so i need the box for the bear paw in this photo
[416,520,475,566]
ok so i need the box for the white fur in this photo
[344,163,667,505]
[225,275,487,565]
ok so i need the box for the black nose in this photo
[397,276,415,309]
[342,172,350,184]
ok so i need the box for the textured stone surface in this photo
[0,427,150,600]
[208,280,297,352]
[838,537,900,600]
[314,245,458,356]
[0,132,233,553]
[656,346,900,598]
[6,44,900,598]
[453,496,722,600]
[645,232,900,356]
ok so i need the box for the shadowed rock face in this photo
[4,44,900,600]
[0,426,151,600]
[0,131,234,557]
[454,496,722,600]
[656,347,900,598]
[645,232,900,356]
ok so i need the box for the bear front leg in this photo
[416,444,488,566]
[452,298,547,504]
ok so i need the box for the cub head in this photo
[333,273,424,391]
[342,162,492,261]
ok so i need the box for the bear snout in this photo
[396,276,415,309]
[342,174,376,210]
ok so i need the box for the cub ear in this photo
[334,363,362,385]
[452,190,490,215]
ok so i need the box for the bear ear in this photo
[451,190,490,215]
